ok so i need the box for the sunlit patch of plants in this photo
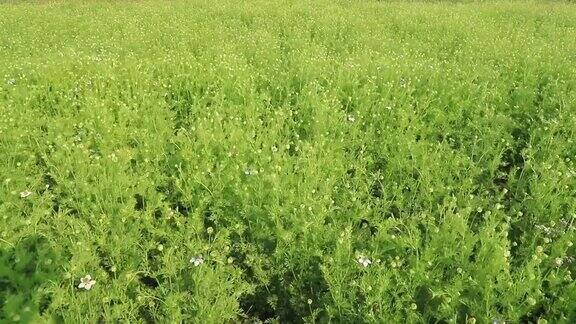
[1,0,575,322]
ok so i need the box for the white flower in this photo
[244,168,258,176]
[347,115,355,122]
[357,256,372,267]
[20,190,32,198]
[78,275,96,290]
[7,78,16,85]
[555,257,563,267]
[190,255,204,266]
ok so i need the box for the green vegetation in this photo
[1,1,575,322]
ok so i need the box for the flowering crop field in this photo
[1,0,576,323]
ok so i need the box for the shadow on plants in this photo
[0,235,61,321]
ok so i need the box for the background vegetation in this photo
[1,0,575,322]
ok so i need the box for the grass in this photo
[1,0,576,322]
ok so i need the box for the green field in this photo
[1,0,576,322]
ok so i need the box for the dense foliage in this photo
[1,1,575,322]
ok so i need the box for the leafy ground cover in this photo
[1,1,575,322]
